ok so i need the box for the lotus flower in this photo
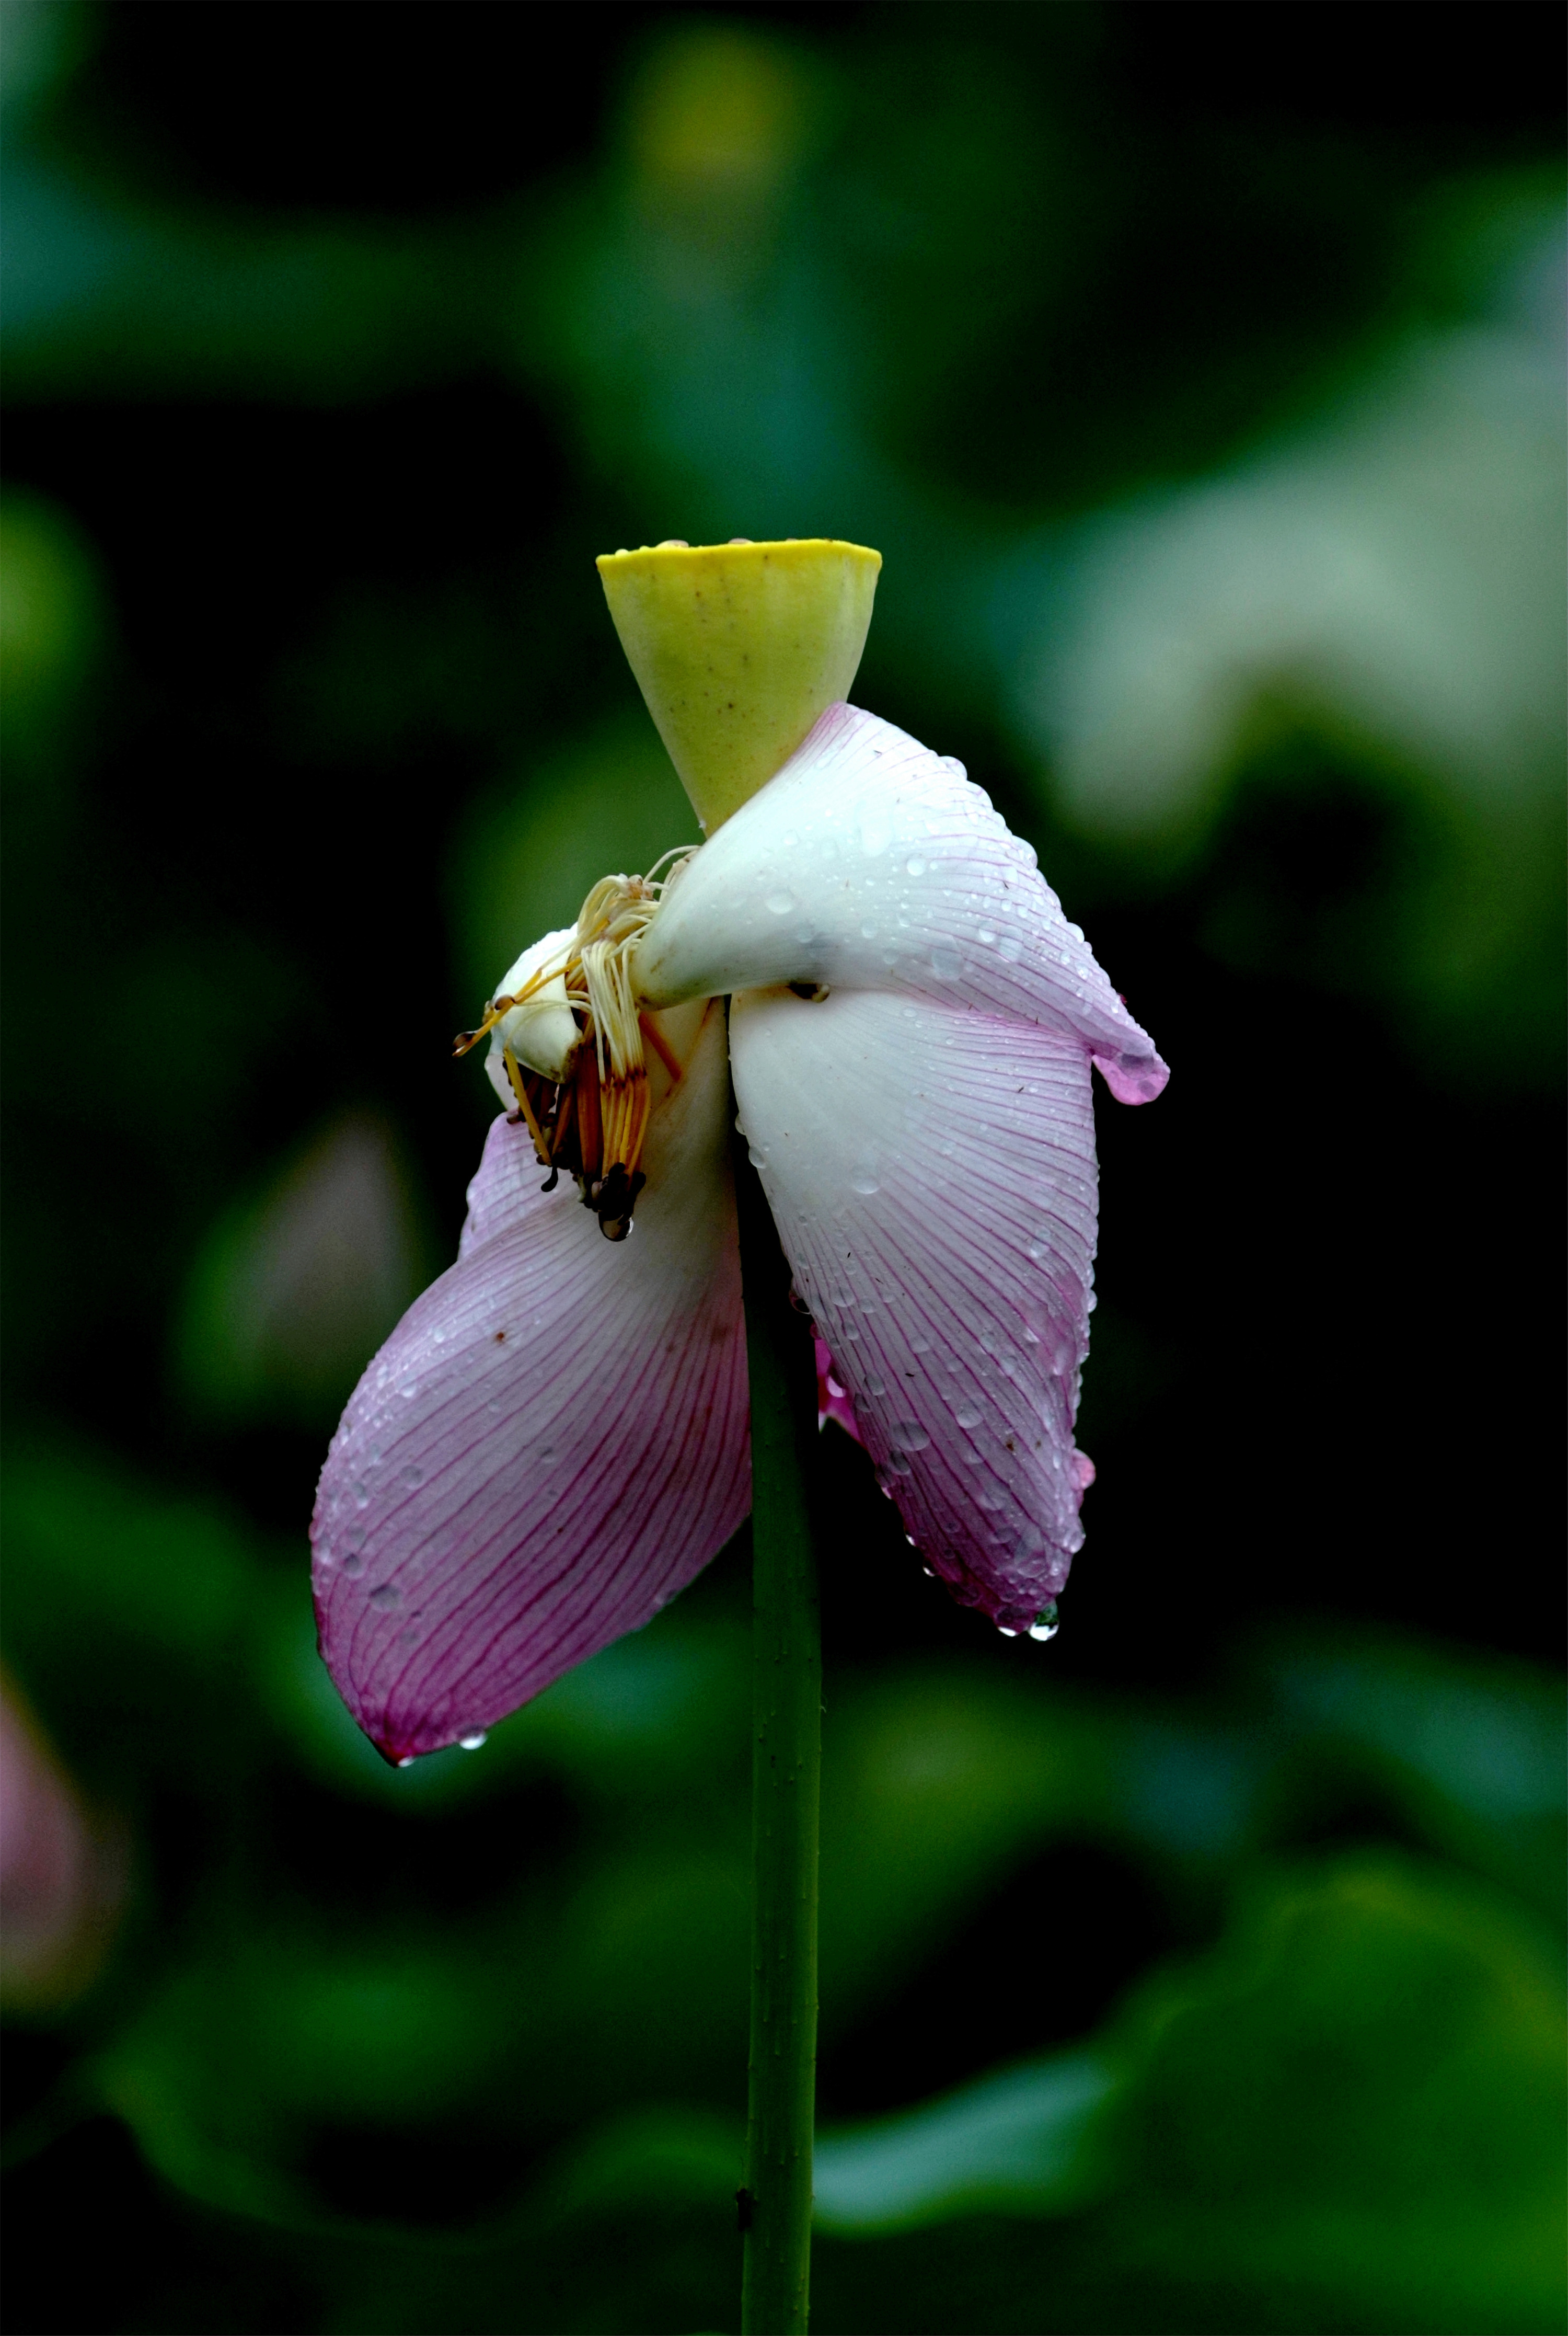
[313,695,1167,1762]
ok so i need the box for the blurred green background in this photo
[2,5,1563,2331]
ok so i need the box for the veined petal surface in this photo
[312,1001,747,1760]
[731,988,1099,1629]
[639,703,1168,1104]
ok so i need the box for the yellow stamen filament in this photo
[640,1011,683,1085]
[550,1079,575,1154]
[452,944,573,1059]
[501,1043,551,1165]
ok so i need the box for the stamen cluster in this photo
[453,856,690,1241]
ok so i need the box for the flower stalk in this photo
[734,1116,822,2336]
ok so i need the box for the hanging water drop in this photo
[458,1732,488,1751]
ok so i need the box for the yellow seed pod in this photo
[596,537,881,831]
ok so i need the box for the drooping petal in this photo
[639,703,1168,1104]
[312,1000,748,1761]
[731,987,1099,1631]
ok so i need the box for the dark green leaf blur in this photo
[2,6,1562,2332]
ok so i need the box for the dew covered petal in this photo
[312,1000,748,1761]
[731,987,1099,1630]
[638,703,1168,1104]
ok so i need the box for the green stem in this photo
[733,1130,822,2336]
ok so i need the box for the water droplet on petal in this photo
[953,1398,983,1428]
[1029,1602,1060,1644]
[890,1419,930,1454]
[767,890,795,917]
[849,1159,880,1195]
[860,920,879,939]
[397,1755,417,1769]
[370,1584,401,1611]
[459,1732,488,1751]
[906,855,927,877]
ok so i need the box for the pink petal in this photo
[731,987,1100,1632]
[639,703,1169,1105]
[1,1684,124,2003]
[815,1332,864,1443]
[312,1002,748,1761]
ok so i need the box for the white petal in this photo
[639,703,1167,1103]
[730,986,1099,1629]
[484,925,579,1094]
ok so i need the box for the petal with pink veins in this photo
[639,703,1168,1105]
[731,987,1100,1631]
[312,999,748,1761]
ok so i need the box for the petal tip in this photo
[1093,1048,1170,1105]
